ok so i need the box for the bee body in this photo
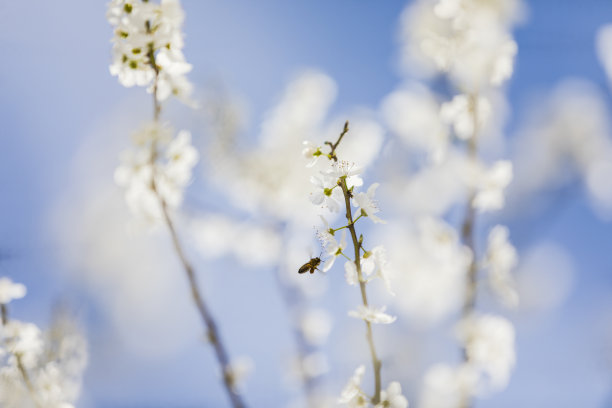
[298,257,322,274]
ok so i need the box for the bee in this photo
[298,256,322,274]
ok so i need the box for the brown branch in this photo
[158,197,247,408]
[324,120,349,162]
[145,40,247,408]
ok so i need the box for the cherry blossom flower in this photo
[310,173,344,212]
[400,0,521,89]
[325,160,364,190]
[338,365,368,407]
[320,230,347,272]
[353,183,385,224]
[483,225,518,308]
[348,305,397,324]
[456,314,516,391]
[107,0,194,104]
[302,140,324,168]
[1,321,44,369]
[472,160,513,212]
[375,382,409,408]
[115,122,198,222]
[0,278,26,305]
[440,94,491,140]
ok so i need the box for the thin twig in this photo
[325,120,349,162]
[158,197,247,408]
[146,38,247,408]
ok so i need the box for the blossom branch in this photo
[458,94,481,408]
[146,77,246,408]
[143,27,247,408]
[0,303,42,408]
[339,177,383,404]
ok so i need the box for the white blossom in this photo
[318,229,347,272]
[0,278,26,305]
[354,183,385,224]
[456,314,516,392]
[381,83,450,161]
[440,94,491,140]
[472,160,513,212]
[107,0,194,104]
[420,363,478,408]
[389,217,472,323]
[348,305,397,325]
[310,173,344,213]
[344,261,360,286]
[346,246,395,295]
[483,225,518,308]
[0,299,87,408]
[1,321,44,370]
[326,160,364,190]
[302,140,324,168]
[375,381,409,408]
[400,0,521,89]
[115,122,198,222]
[338,365,369,407]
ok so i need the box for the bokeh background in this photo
[2,0,612,406]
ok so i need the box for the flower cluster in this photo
[107,0,193,104]
[0,278,87,408]
[339,366,408,408]
[304,125,407,407]
[114,121,198,223]
[401,0,523,90]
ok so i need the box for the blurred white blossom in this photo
[440,94,491,140]
[348,305,397,325]
[388,218,472,324]
[471,160,513,212]
[456,314,516,392]
[483,225,518,308]
[375,381,409,408]
[0,278,26,305]
[0,286,87,408]
[115,122,198,222]
[354,183,385,224]
[400,0,522,89]
[420,363,477,408]
[510,80,612,218]
[338,365,368,407]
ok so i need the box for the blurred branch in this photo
[148,55,248,408]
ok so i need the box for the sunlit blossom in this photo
[353,183,386,224]
[348,305,397,325]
